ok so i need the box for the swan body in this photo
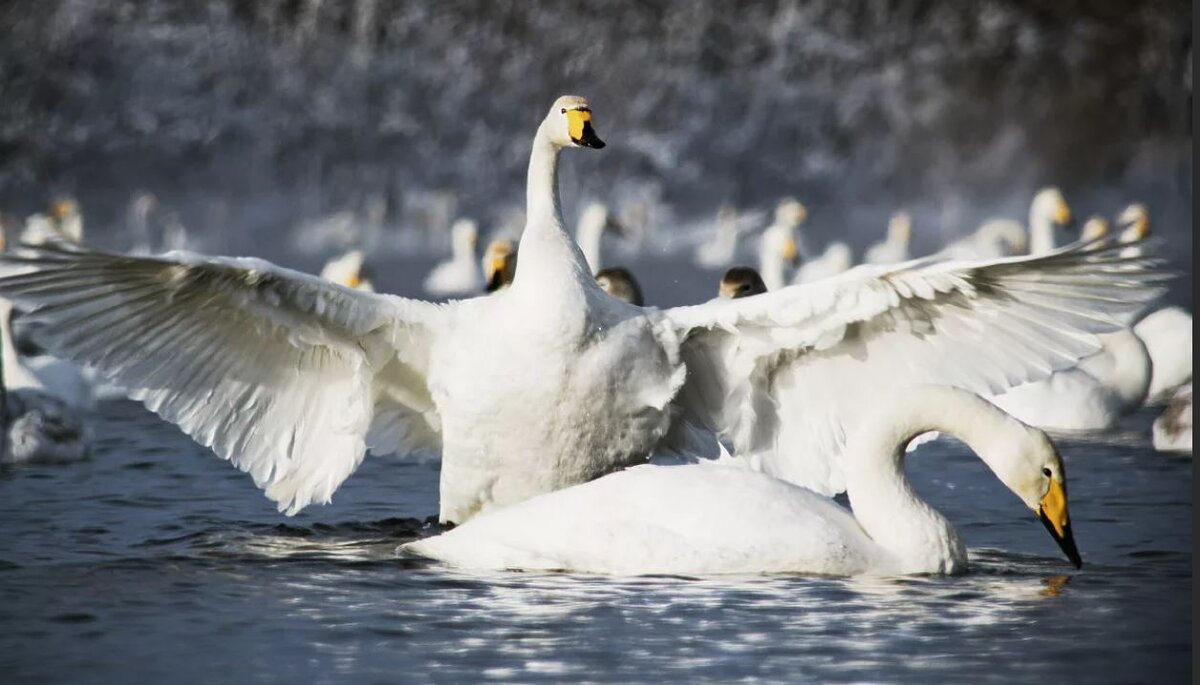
[0,96,1166,523]
[423,219,481,296]
[0,300,88,463]
[864,212,912,264]
[1152,384,1192,454]
[793,242,852,284]
[988,329,1151,431]
[1135,306,1192,403]
[402,387,1081,576]
[939,220,1027,260]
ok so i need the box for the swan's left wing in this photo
[660,241,1168,495]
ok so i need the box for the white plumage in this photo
[423,219,481,296]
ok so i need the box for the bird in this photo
[694,204,744,269]
[0,298,88,464]
[575,202,625,274]
[1116,203,1150,248]
[939,220,1028,260]
[1135,306,1192,403]
[482,239,518,293]
[400,386,1082,576]
[1080,216,1111,244]
[594,267,644,306]
[1152,384,1192,454]
[20,198,84,246]
[793,241,852,284]
[320,250,374,291]
[864,212,912,264]
[718,267,767,299]
[422,218,481,296]
[0,96,1166,523]
[757,211,800,291]
[1026,187,1074,255]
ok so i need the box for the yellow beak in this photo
[1054,202,1072,226]
[1037,479,1082,568]
[781,238,798,262]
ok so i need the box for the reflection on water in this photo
[0,400,1190,683]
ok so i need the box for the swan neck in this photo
[846,388,1013,573]
[514,125,592,288]
[577,216,603,274]
[1029,206,1055,255]
[758,235,785,291]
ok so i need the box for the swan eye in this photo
[561,108,567,114]
[1042,467,1052,477]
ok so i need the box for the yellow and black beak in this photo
[567,108,605,149]
[1037,479,1082,569]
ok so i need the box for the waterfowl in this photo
[401,386,1081,576]
[575,202,625,274]
[482,239,518,293]
[0,96,1165,522]
[718,266,767,299]
[1026,188,1073,255]
[320,250,374,291]
[1152,384,1192,454]
[21,198,83,246]
[423,218,480,296]
[1135,306,1192,403]
[864,212,912,264]
[694,204,744,269]
[940,220,1027,260]
[0,299,88,464]
[1116,203,1150,257]
[793,242,853,284]
[594,267,644,306]
[757,209,800,291]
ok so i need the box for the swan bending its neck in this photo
[1029,187,1071,255]
[847,386,1078,573]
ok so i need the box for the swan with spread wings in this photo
[0,96,1166,522]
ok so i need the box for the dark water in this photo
[0,398,1189,684]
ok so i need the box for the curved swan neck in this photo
[845,387,1019,573]
[1029,204,1055,256]
[514,125,591,288]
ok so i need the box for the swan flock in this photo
[0,96,1169,575]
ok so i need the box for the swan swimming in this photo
[423,218,481,296]
[401,386,1081,576]
[575,202,625,274]
[864,212,913,265]
[20,198,84,246]
[0,96,1166,522]
[320,250,374,291]
[694,204,743,269]
[0,299,88,464]
[793,241,852,284]
[757,206,801,291]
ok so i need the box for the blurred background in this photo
[0,0,1191,303]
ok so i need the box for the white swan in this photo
[939,220,1027,260]
[1115,203,1150,257]
[1152,384,1192,454]
[756,202,803,290]
[422,218,480,296]
[20,198,84,246]
[863,212,912,264]
[0,96,1165,522]
[0,299,88,463]
[401,386,1081,576]
[481,239,517,293]
[1135,306,1192,403]
[793,241,852,284]
[320,250,374,291]
[694,204,743,269]
[575,202,624,274]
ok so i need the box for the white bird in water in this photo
[0,299,88,464]
[793,241,852,284]
[939,220,1028,260]
[575,202,626,274]
[423,218,481,297]
[0,96,1166,523]
[1135,306,1192,404]
[757,213,800,290]
[402,386,1082,575]
[320,250,374,291]
[863,212,913,264]
[694,204,744,269]
[20,198,84,246]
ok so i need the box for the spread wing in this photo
[0,243,447,513]
[661,241,1168,494]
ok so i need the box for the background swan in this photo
[863,212,912,264]
[694,204,743,269]
[1135,306,1192,403]
[1027,187,1073,255]
[757,214,799,290]
[575,202,625,274]
[939,219,1027,260]
[423,218,481,296]
[1152,384,1192,454]
[20,198,84,246]
[793,241,852,284]
[319,250,374,291]
[0,97,1167,524]
[402,387,1081,576]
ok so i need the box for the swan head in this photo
[595,266,644,306]
[1032,187,1072,227]
[49,197,79,223]
[1116,203,1150,242]
[762,223,799,264]
[543,96,605,149]
[1080,216,1110,244]
[888,212,912,246]
[718,266,767,298]
[482,239,517,292]
[991,426,1082,569]
[774,197,808,228]
[320,250,374,291]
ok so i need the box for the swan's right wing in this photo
[0,244,446,514]
[661,242,1168,494]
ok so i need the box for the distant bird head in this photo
[1033,187,1072,229]
[719,266,768,299]
[1116,203,1150,242]
[595,267,644,306]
